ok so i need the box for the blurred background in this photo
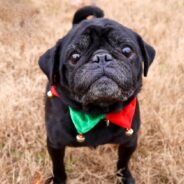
[0,0,184,183]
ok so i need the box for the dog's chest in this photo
[45,96,138,147]
[46,111,133,147]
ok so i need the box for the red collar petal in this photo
[50,85,59,97]
[105,97,136,129]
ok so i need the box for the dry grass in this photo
[0,0,184,183]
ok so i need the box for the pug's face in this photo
[39,7,155,109]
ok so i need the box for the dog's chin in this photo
[77,76,129,107]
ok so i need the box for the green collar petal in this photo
[69,107,105,134]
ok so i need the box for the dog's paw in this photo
[123,177,135,184]
[45,176,66,184]
[117,177,135,184]
[116,167,136,184]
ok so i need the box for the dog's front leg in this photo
[47,139,67,184]
[117,137,137,184]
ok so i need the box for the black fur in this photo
[39,6,155,184]
[72,6,104,25]
[136,35,155,76]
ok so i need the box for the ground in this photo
[0,0,184,183]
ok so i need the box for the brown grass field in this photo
[0,0,184,183]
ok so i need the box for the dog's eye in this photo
[69,53,81,65]
[122,46,133,58]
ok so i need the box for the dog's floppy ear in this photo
[39,39,62,85]
[72,6,104,25]
[136,35,156,76]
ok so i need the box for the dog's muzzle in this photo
[73,50,135,105]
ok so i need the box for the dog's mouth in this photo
[72,61,136,106]
[82,76,121,103]
[74,76,134,106]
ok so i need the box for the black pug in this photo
[39,6,155,184]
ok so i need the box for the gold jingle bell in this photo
[125,128,134,136]
[47,90,53,98]
[106,119,110,127]
[76,134,85,143]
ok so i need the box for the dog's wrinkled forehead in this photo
[66,18,136,52]
[66,33,91,52]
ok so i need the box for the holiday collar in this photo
[47,85,136,142]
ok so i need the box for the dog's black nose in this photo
[92,52,113,63]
